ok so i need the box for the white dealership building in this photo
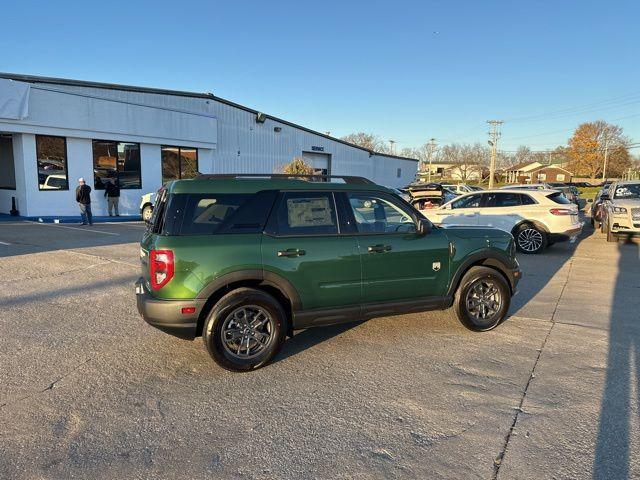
[0,73,417,218]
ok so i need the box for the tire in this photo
[453,266,510,331]
[203,288,287,372]
[514,223,547,254]
[142,205,153,222]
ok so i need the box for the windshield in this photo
[613,184,640,199]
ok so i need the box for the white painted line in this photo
[0,240,11,245]
[27,221,120,236]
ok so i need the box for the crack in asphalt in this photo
[0,358,93,410]
[492,258,575,480]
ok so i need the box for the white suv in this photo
[421,189,583,253]
[600,180,640,242]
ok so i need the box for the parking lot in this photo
[0,219,638,479]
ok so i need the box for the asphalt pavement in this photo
[0,219,638,479]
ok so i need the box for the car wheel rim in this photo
[518,228,543,252]
[221,305,274,359]
[465,279,503,321]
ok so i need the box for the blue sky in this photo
[2,0,639,152]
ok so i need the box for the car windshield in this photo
[613,184,640,199]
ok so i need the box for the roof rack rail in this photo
[194,173,375,185]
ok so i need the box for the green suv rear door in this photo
[342,191,451,303]
[261,191,361,311]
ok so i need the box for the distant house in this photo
[528,165,573,183]
[505,160,573,183]
[419,162,482,181]
[505,161,543,183]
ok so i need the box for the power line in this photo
[503,91,640,123]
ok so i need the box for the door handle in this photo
[277,248,306,257]
[367,244,392,253]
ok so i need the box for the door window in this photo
[450,193,482,209]
[484,192,522,208]
[347,193,416,234]
[273,192,338,235]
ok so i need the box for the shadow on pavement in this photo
[593,239,640,479]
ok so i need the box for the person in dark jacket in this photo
[75,177,93,225]
[104,178,120,216]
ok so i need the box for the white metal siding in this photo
[0,79,417,216]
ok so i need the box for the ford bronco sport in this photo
[136,174,521,371]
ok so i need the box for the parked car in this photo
[136,174,521,371]
[140,192,156,222]
[422,189,583,254]
[441,183,480,194]
[501,183,552,190]
[39,174,69,190]
[408,184,457,210]
[599,180,640,242]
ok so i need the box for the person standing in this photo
[104,178,120,216]
[76,177,93,225]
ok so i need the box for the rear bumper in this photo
[549,224,583,243]
[135,278,206,340]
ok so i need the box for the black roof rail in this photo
[194,173,375,185]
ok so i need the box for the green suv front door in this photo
[343,192,450,304]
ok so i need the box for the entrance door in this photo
[0,134,16,191]
[302,152,331,176]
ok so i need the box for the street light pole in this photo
[487,121,503,189]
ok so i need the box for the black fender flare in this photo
[196,269,302,311]
[447,251,519,298]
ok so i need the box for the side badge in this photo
[432,261,441,272]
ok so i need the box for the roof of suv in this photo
[166,175,392,195]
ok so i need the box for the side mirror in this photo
[600,193,610,201]
[417,218,432,235]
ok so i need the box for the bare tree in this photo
[438,143,489,181]
[340,132,387,152]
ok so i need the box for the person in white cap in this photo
[75,177,93,225]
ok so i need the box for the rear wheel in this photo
[453,266,510,331]
[203,288,287,372]
[515,223,547,254]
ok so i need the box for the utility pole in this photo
[426,138,437,182]
[487,120,503,189]
[601,129,610,181]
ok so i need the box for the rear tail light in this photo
[549,208,573,216]
[150,249,174,290]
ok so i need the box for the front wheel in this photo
[515,224,547,254]
[203,288,287,372]
[453,266,510,331]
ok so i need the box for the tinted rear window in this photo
[159,191,277,235]
[547,192,571,205]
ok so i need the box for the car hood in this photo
[612,198,640,208]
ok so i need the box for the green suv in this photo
[136,174,521,371]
